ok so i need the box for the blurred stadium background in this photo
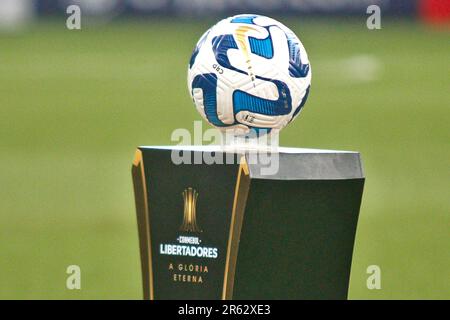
[0,0,448,299]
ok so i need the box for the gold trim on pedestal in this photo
[222,156,251,300]
[132,149,154,300]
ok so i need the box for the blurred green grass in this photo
[0,18,449,299]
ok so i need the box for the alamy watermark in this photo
[366,265,382,290]
[66,265,81,290]
[366,5,381,30]
[66,5,81,30]
[170,121,280,176]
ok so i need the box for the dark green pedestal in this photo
[132,146,364,300]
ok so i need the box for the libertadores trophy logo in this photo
[180,187,202,233]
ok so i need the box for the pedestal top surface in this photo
[139,145,358,154]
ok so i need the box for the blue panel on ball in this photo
[233,79,292,116]
[212,35,247,75]
[287,38,310,78]
[230,15,257,24]
[290,85,311,122]
[249,35,274,59]
[213,32,274,71]
[191,73,229,127]
[189,49,200,69]
[189,30,209,69]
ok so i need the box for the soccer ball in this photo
[187,14,311,135]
